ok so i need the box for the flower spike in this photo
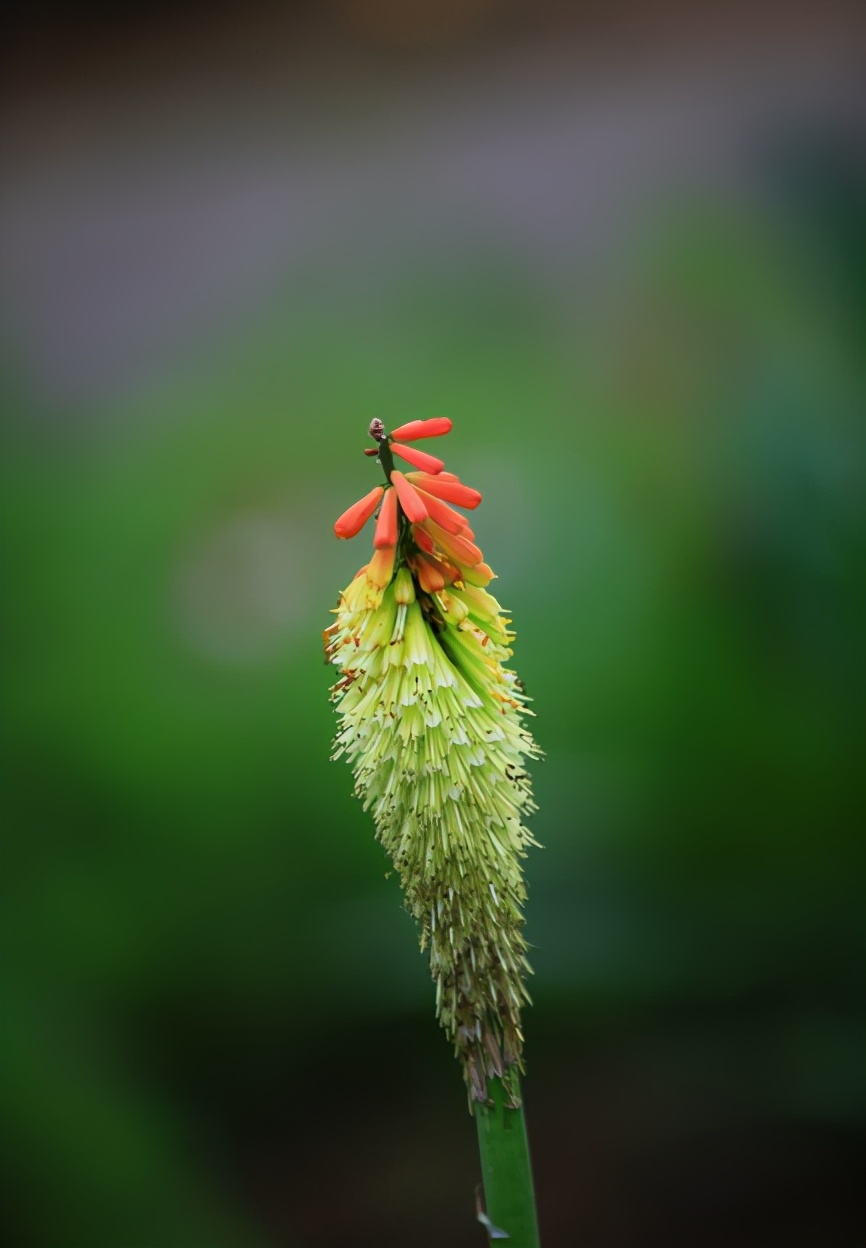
[327,419,540,1104]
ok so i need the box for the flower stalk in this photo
[476,1075,540,1247]
[326,417,541,1240]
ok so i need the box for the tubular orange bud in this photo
[412,487,472,536]
[405,473,481,510]
[390,443,445,475]
[334,486,385,539]
[390,417,453,441]
[391,471,428,523]
[373,486,398,548]
[413,552,446,593]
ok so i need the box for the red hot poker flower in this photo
[327,416,541,1114]
[390,417,452,441]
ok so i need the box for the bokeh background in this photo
[1,2,864,1245]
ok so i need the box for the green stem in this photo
[377,437,395,482]
[475,1076,541,1246]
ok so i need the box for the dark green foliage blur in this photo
[1,58,864,1248]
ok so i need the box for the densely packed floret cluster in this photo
[325,418,540,1102]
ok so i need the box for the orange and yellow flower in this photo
[325,418,540,1105]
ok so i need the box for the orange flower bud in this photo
[405,473,481,510]
[373,486,398,548]
[334,486,385,539]
[390,417,452,441]
[391,443,445,475]
[413,552,446,592]
[391,471,428,523]
[412,487,471,535]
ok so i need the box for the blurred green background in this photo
[1,3,864,1245]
